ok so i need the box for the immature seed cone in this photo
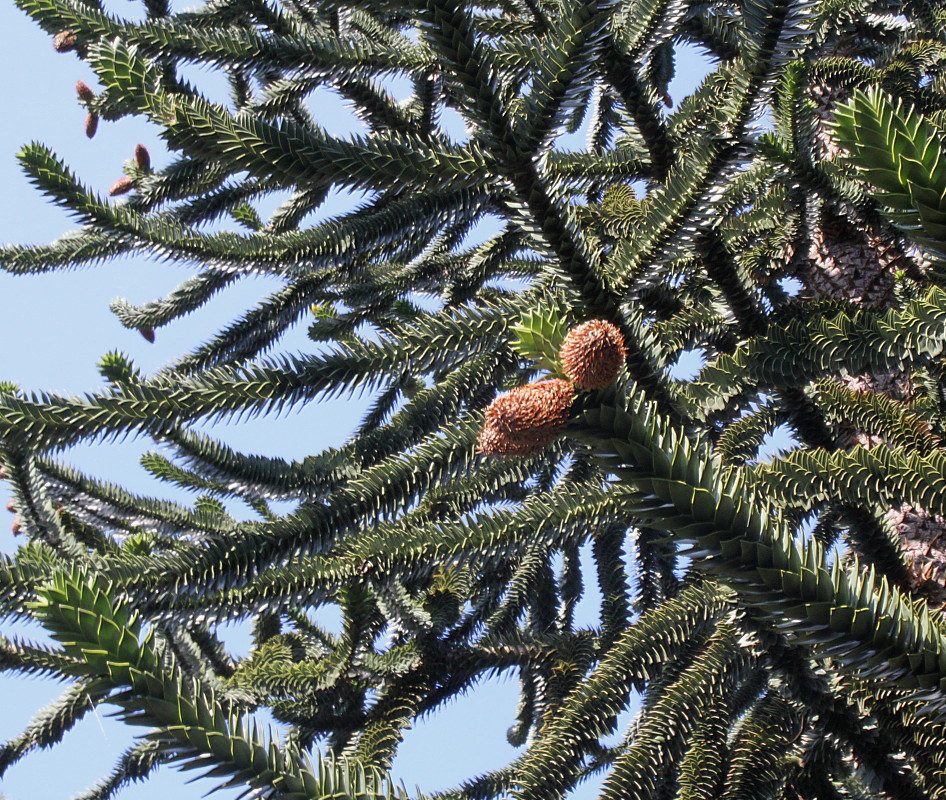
[139,326,156,343]
[560,319,626,390]
[477,379,574,456]
[75,80,95,103]
[52,31,77,52]
[84,112,99,139]
[133,143,151,171]
[109,175,134,196]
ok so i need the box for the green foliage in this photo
[833,87,946,260]
[30,568,414,800]
[510,298,575,375]
[4,0,946,796]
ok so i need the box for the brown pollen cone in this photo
[53,31,77,52]
[560,319,626,390]
[134,144,151,171]
[477,379,574,456]
[109,176,134,196]
[75,80,95,103]
[84,112,99,139]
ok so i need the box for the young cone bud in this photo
[133,144,151,171]
[5,500,14,513]
[477,379,574,456]
[53,31,76,52]
[75,80,95,103]
[11,518,20,536]
[84,112,98,139]
[109,175,134,196]
[560,319,626,390]
[139,326,156,343]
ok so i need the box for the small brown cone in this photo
[84,112,99,139]
[109,175,134,196]
[139,326,156,343]
[476,425,537,457]
[5,500,14,513]
[53,31,77,52]
[75,80,95,103]
[560,319,626,390]
[11,518,21,536]
[133,144,151,171]
[477,379,574,456]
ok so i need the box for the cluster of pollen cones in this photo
[477,319,626,456]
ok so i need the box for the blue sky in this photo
[0,5,717,798]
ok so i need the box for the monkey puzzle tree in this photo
[4,0,946,795]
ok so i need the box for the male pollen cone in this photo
[560,319,626,390]
[134,144,151,171]
[75,80,95,103]
[53,31,77,52]
[84,112,99,139]
[477,378,574,456]
[109,175,134,196]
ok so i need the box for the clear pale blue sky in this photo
[0,5,715,797]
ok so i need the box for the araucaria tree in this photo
[5,0,946,794]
